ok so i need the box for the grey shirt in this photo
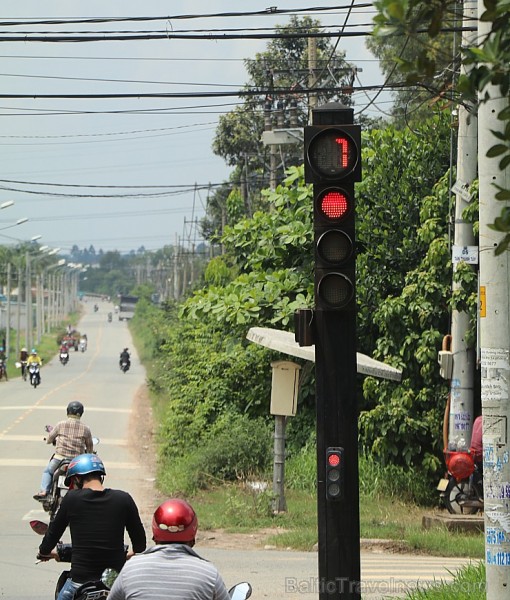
[108,544,230,600]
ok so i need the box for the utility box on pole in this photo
[270,360,300,513]
[270,360,300,416]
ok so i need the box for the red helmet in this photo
[152,499,198,543]
[446,451,475,481]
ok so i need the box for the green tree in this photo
[366,26,454,126]
[207,16,358,239]
[373,0,510,249]
[360,172,478,472]
[356,110,452,355]
[182,166,314,330]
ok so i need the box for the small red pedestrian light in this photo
[328,452,341,467]
[326,447,344,501]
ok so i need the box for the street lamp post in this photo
[42,258,65,338]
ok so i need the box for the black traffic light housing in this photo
[326,447,345,501]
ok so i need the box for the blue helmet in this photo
[65,453,105,487]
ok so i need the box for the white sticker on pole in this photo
[452,245,478,264]
[451,179,473,202]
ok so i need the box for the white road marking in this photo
[22,508,47,521]
[0,406,131,413]
[0,434,127,445]
[0,458,138,469]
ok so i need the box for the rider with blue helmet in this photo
[37,453,146,600]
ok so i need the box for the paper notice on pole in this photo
[481,348,510,370]
[481,348,510,403]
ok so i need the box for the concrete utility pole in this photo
[478,0,510,594]
[5,263,11,356]
[448,0,478,450]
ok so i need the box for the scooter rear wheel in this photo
[443,476,479,514]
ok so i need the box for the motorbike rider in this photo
[108,498,229,600]
[27,349,42,383]
[119,348,131,370]
[33,401,93,501]
[0,345,7,380]
[36,453,146,600]
[19,346,28,378]
[470,414,483,468]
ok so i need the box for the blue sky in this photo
[0,1,388,254]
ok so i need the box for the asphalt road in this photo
[0,299,148,599]
[0,300,476,599]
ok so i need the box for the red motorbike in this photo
[438,449,483,514]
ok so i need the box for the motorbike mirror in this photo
[30,520,48,535]
[101,568,119,589]
[228,582,252,600]
[45,425,53,432]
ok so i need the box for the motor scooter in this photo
[28,362,41,388]
[437,448,484,514]
[60,350,69,366]
[38,426,100,521]
[31,520,252,600]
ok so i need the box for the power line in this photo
[0,26,473,43]
[0,82,417,100]
[0,178,223,189]
[0,5,375,27]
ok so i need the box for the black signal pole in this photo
[305,103,361,600]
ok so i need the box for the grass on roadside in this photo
[189,483,484,559]
[403,562,485,599]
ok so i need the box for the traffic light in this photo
[326,447,345,501]
[304,117,361,311]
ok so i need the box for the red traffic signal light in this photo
[326,447,344,501]
[317,189,350,221]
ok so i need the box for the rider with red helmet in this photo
[108,499,230,600]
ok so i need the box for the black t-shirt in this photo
[39,488,146,583]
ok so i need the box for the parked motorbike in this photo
[31,519,252,600]
[120,360,130,373]
[438,449,484,514]
[39,426,100,521]
[28,363,41,388]
[60,351,69,366]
